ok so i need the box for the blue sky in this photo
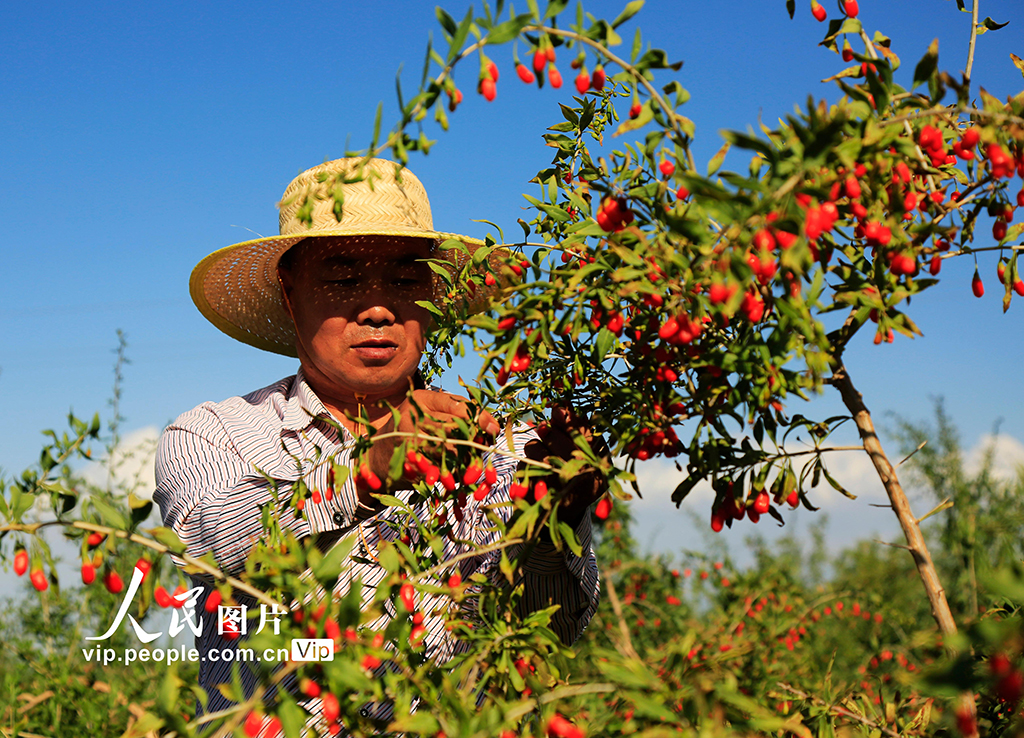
[2,0,1023,555]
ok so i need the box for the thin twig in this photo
[916,498,954,525]
[777,683,901,738]
[413,537,525,582]
[888,106,1024,129]
[602,574,640,661]
[943,244,1024,260]
[503,682,617,722]
[873,539,912,550]
[1,520,278,608]
[524,24,694,167]
[857,28,942,192]
[896,440,927,468]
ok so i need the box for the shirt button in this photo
[359,707,371,717]
[333,512,345,525]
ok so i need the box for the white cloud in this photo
[626,442,887,513]
[79,426,160,500]
[965,434,1024,482]
[623,433,1024,558]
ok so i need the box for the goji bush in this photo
[4,1,1024,736]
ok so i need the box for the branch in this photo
[829,307,862,363]
[361,429,554,471]
[942,244,1024,260]
[829,361,979,735]
[503,682,617,722]
[412,536,525,582]
[1,519,279,608]
[776,683,901,738]
[965,0,980,96]
[829,363,957,634]
[528,25,693,159]
[602,573,641,661]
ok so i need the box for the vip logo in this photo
[290,638,335,662]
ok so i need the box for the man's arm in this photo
[153,420,309,577]
[153,405,363,576]
[472,424,601,645]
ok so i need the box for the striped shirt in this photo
[153,369,600,723]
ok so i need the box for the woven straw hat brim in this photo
[190,228,495,358]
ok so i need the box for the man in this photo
[154,157,602,725]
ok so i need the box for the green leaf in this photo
[662,80,690,107]
[370,102,383,152]
[611,0,644,29]
[707,141,730,176]
[593,327,616,362]
[558,102,579,126]
[822,465,856,499]
[636,48,680,71]
[130,500,153,529]
[613,101,653,136]
[313,536,356,583]
[148,526,187,554]
[543,0,569,19]
[278,699,308,738]
[912,38,939,91]
[820,18,861,49]
[1009,53,1024,80]
[671,474,702,506]
[557,521,583,556]
[388,712,440,734]
[786,0,795,19]
[436,7,458,36]
[517,218,531,240]
[976,16,1009,34]
[865,62,890,111]
[378,542,400,573]
[720,129,774,159]
[447,7,475,63]
[91,496,128,529]
[485,14,534,44]
[416,299,444,318]
[522,193,572,221]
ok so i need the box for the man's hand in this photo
[362,390,499,500]
[521,406,609,528]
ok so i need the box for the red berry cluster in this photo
[710,485,800,532]
[595,196,634,232]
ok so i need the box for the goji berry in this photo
[547,64,562,89]
[14,549,28,577]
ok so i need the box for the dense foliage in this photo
[5,406,1024,736]
[4,1,1024,736]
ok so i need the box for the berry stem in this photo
[520,24,696,171]
[0,519,278,608]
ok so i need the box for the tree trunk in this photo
[830,361,977,734]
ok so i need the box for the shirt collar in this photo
[281,366,332,433]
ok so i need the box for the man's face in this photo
[279,236,434,403]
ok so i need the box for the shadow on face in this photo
[277,235,437,401]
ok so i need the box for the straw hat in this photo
[190,157,503,357]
